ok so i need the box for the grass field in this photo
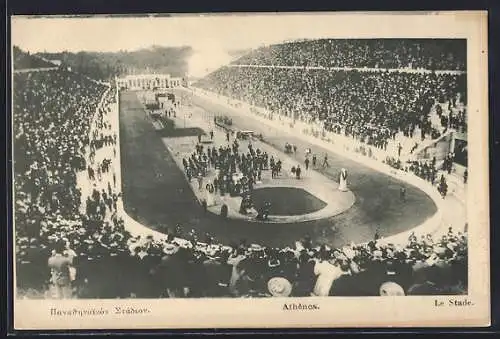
[251,187,327,216]
[119,90,437,248]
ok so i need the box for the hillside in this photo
[13,46,56,70]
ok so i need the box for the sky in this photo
[11,12,466,77]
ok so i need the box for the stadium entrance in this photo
[116,73,183,90]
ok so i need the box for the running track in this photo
[119,90,437,248]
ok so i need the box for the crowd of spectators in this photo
[14,66,467,300]
[232,39,466,71]
[13,68,113,295]
[195,67,466,151]
[14,70,107,224]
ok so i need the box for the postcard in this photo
[11,11,489,329]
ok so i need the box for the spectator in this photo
[48,240,73,299]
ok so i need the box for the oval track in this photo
[119,90,437,248]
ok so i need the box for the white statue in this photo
[338,168,348,192]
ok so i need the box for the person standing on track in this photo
[305,157,310,170]
[400,186,407,202]
[322,154,330,168]
[312,154,317,168]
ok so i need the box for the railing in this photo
[227,63,466,75]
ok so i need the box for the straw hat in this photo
[379,281,405,296]
[250,244,264,252]
[163,243,179,255]
[267,277,292,297]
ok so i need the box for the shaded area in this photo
[251,187,327,216]
[154,116,206,138]
[37,45,192,80]
[119,90,437,248]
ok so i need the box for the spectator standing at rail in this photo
[312,154,317,168]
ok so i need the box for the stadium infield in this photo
[119,90,437,248]
[250,187,327,215]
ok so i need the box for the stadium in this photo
[13,38,468,299]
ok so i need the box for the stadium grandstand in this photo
[195,39,467,173]
[230,39,466,70]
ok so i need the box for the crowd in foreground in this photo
[232,39,466,71]
[37,226,467,299]
[14,67,467,299]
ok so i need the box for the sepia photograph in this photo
[10,11,489,329]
